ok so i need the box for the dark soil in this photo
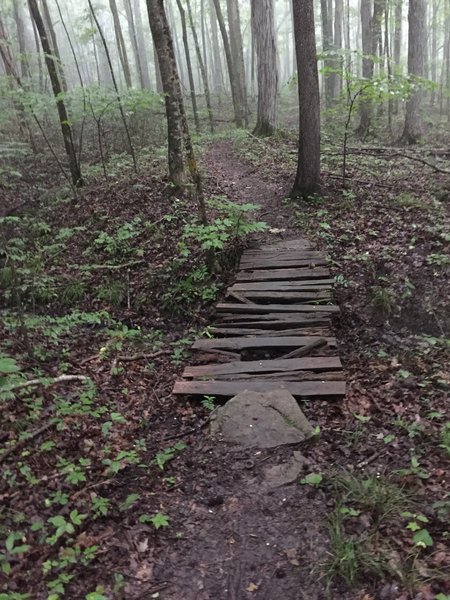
[1,136,449,600]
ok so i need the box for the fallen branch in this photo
[226,291,254,305]
[0,421,55,464]
[3,374,88,393]
[279,338,328,360]
[340,149,450,175]
[117,349,172,362]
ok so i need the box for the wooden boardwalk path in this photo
[173,238,346,400]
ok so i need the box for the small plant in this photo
[201,395,216,411]
[300,473,323,486]
[426,253,450,267]
[439,422,450,456]
[402,512,434,548]
[370,285,393,318]
[139,512,170,530]
[154,442,186,471]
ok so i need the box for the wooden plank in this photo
[260,239,312,251]
[218,314,331,327]
[241,249,322,258]
[192,336,336,351]
[214,371,343,381]
[232,280,334,291]
[172,380,346,398]
[183,356,342,378]
[240,258,328,269]
[216,303,339,314]
[228,291,331,302]
[209,326,331,337]
[236,268,330,282]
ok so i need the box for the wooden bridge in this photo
[173,238,346,400]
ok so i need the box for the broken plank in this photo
[240,258,328,270]
[259,240,312,251]
[172,379,346,398]
[183,356,342,378]
[236,268,330,281]
[209,326,331,337]
[214,371,343,381]
[231,280,334,291]
[216,303,339,314]
[231,291,331,302]
[192,336,336,351]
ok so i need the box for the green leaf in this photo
[149,512,170,530]
[0,356,20,374]
[413,528,433,548]
[120,493,140,511]
[70,510,87,525]
[300,473,323,486]
[406,521,421,532]
[5,533,15,552]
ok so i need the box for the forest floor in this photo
[0,132,449,600]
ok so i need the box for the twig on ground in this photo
[4,374,88,393]
[279,338,328,360]
[0,421,55,464]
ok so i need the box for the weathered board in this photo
[183,356,342,378]
[173,380,346,398]
[236,267,330,281]
[216,303,339,314]
[192,336,336,351]
[226,291,331,302]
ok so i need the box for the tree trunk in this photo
[355,0,373,137]
[175,0,200,133]
[12,0,31,80]
[399,0,426,144]
[334,0,343,97]
[430,0,438,107]
[186,0,215,133]
[209,0,223,98]
[133,0,151,89]
[320,0,334,108]
[251,0,278,136]
[41,0,67,92]
[292,0,321,197]
[28,0,82,186]
[226,0,248,126]
[211,0,244,126]
[124,0,143,88]
[146,0,185,187]
[109,0,132,88]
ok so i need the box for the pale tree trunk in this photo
[320,0,334,108]
[392,0,402,114]
[133,0,151,89]
[31,15,44,90]
[430,0,438,107]
[355,0,373,137]
[146,0,185,187]
[153,39,163,92]
[186,0,215,133]
[400,0,426,144]
[334,0,343,97]
[28,0,82,186]
[175,0,200,133]
[211,0,244,126]
[226,0,248,126]
[109,0,132,87]
[124,0,144,88]
[41,0,67,92]
[251,0,278,136]
[292,0,321,197]
[209,0,223,98]
[12,0,31,80]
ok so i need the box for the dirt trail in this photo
[203,139,298,236]
[152,141,342,600]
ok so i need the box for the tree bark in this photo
[133,0,151,89]
[186,0,215,133]
[251,0,278,136]
[211,0,244,126]
[399,0,426,144]
[146,0,185,187]
[28,0,82,186]
[175,0,200,133]
[355,0,374,137]
[109,0,132,88]
[292,0,321,197]
[320,0,334,108]
[41,0,67,92]
[12,0,31,80]
[333,0,343,97]
[226,0,248,126]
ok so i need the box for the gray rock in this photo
[210,389,313,449]
[263,451,308,489]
